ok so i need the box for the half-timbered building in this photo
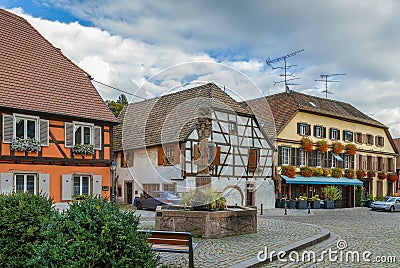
[0,9,118,202]
[114,83,275,208]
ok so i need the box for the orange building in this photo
[0,9,118,202]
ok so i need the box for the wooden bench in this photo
[138,230,196,268]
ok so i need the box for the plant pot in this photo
[325,200,335,209]
[276,198,287,208]
[286,200,296,209]
[296,200,307,209]
[311,200,320,209]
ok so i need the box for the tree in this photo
[106,94,128,117]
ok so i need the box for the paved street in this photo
[136,207,399,268]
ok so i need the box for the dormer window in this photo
[297,123,311,136]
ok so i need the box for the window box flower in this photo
[281,165,296,178]
[72,144,94,156]
[377,172,387,180]
[356,170,367,179]
[323,168,332,176]
[317,140,329,152]
[331,168,343,178]
[11,137,41,152]
[301,137,313,152]
[300,167,313,177]
[345,144,357,156]
[367,170,376,178]
[387,173,399,182]
[344,169,355,179]
[332,142,344,155]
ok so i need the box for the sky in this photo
[2,0,400,137]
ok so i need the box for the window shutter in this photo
[329,128,332,139]
[324,152,330,168]
[64,123,74,148]
[375,136,378,146]
[92,175,102,197]
[61,174,73,201]
[291,147,296,166]
[213,146,221,165]
[351,156,355,169]
[0,173,13,193]
[307,124,311,135]
[94,126,102,150]
[313,125,317,137]
[194,143,200,161]
[174,144,181,164]
[342,130,346,141]
[323,127,326,138]
[248,149,258,168]
[158,146,165,165]
[39,119,49,146]
[308,151,313,166]
[297,123,301,135]
[337,130,340,140]
[278,146,282,166]
[296,148,301,166]
[39,174,50,196]
[2,115,13,143]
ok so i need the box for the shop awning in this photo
[281,175,363,186]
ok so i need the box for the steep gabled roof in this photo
[114,83,252,151]
[0,9,117,124]
[250,90,386,135]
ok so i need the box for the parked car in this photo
[134,191,181,210]
[370,197,400,212]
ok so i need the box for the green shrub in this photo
[323,185,342,201]
[32,197,158,268]
[0,192,56,267]
[180,189,227,210]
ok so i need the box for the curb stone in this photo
[228,224,331,268]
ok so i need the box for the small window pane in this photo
[75,127,82,145]
[27,120,36,139]
[16,119,25,138]
[82,176,89,195]
[16,175,24,193]
[83,127,91,145]
[26,175,35,193]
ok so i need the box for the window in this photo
[297,123,310,136]
[377,157,383,171]
[74,124,92,145]
[299,149,306,166]
[228,121,237,134]
[248,148,260,170]
[330,153,337,168]
[74,176,90,195]
[314,125,325,138]
[316,151,322,167]
[376,136,384,147]
[15,116,37,139]
[280,147,291,166]
[367,156,372,170]
[344,154,350,169]
[64,122,101,150]
[165,145,175,164]
[355,132,363,144]
[366,134,374,145]
[143,183,160,195]
[15,174,36,194]
[388,158,394,172]
[330,128,340,140]
[343,131,353,142]
[163,183,176,192]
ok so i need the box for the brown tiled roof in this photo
[249,90,386,135]
[114,83,252,151]
[0,9,117,123]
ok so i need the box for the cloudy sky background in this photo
[2,0,400,137]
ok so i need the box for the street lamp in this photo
[110,160,116,203]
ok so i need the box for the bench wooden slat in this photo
[147,237,189,246]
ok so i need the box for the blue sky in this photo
[2,1,400,137]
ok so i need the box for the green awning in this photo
[281,175,363,186]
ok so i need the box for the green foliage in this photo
[323,185,342,201]
[32,197,158,268]
[331,168,343,178]
[312,168,324,176]
[344,169,355,179]
[180,189,226,210]
[0,192,56,267]
[106,94,128,117]
[323,168,332,176]
[117,94,128,105]
[312,194,320,201]
[72,144,94,156]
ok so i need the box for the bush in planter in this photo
[356,169,367,179]
[367,170,376,178]
[331,168,343,178]
[323,168,332,176]
[281,165,296,178]
[301,137,314,152]
[323,186,342,208]
[332,142,344,155]
[317,140,329,152]
[344,169,355,179]
[0,193,56,267]
[345,144,357,156]
[377,172,387,180]
[300,167,313,177]
[387,173,399,182]
[32,197,158,267]
[312,168,324,176]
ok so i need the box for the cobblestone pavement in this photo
[260,207,399,268]
[137,209,323,268]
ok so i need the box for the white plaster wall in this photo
[254,179,275,209]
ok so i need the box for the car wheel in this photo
[390,206,395,212]
[136,201,143,210]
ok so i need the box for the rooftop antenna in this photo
[266,49,304,93]
[315,73,346,99]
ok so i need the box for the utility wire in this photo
[91,79,146,100]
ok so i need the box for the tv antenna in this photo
[266,49,304,93]
[315,73,346,99]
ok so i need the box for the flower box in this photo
[72,144,94,156]
[301,137,314,152]
[11,137,41,152]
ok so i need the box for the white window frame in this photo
[331,128,339,140]
[299,124,308,136]
[15,174,37,194]
[344,131,353,142]
[316,151,322,167]
[344,154,350,169]
[13,114,39,140]
[281,147,290,166]
[299,149,306,166]
[73,175,91,196]
[315,126,322,138]
[331,154,337,168]
[73,122,94,146]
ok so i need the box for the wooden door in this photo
[126,182,133,204]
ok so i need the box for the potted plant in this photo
[312,167,324,176]
[356,169,367,179]
[332,142,344,155]
[387,173,399,182]
[310,194,321,209]
[367,170,376,178]
[317,140,329,152]
[296,195,308,209]
[377,172,387,180]
[281,165,296,178]
[72,144,94,156]
[344,169,355,179]
[345,144,357,156]
[300,167,313,177]
[365,194,374,208]
[322,185,342,209]
[323,168,332,176]
[331,168,342,178]
[301,137,314,152]
[11,137,41,152]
